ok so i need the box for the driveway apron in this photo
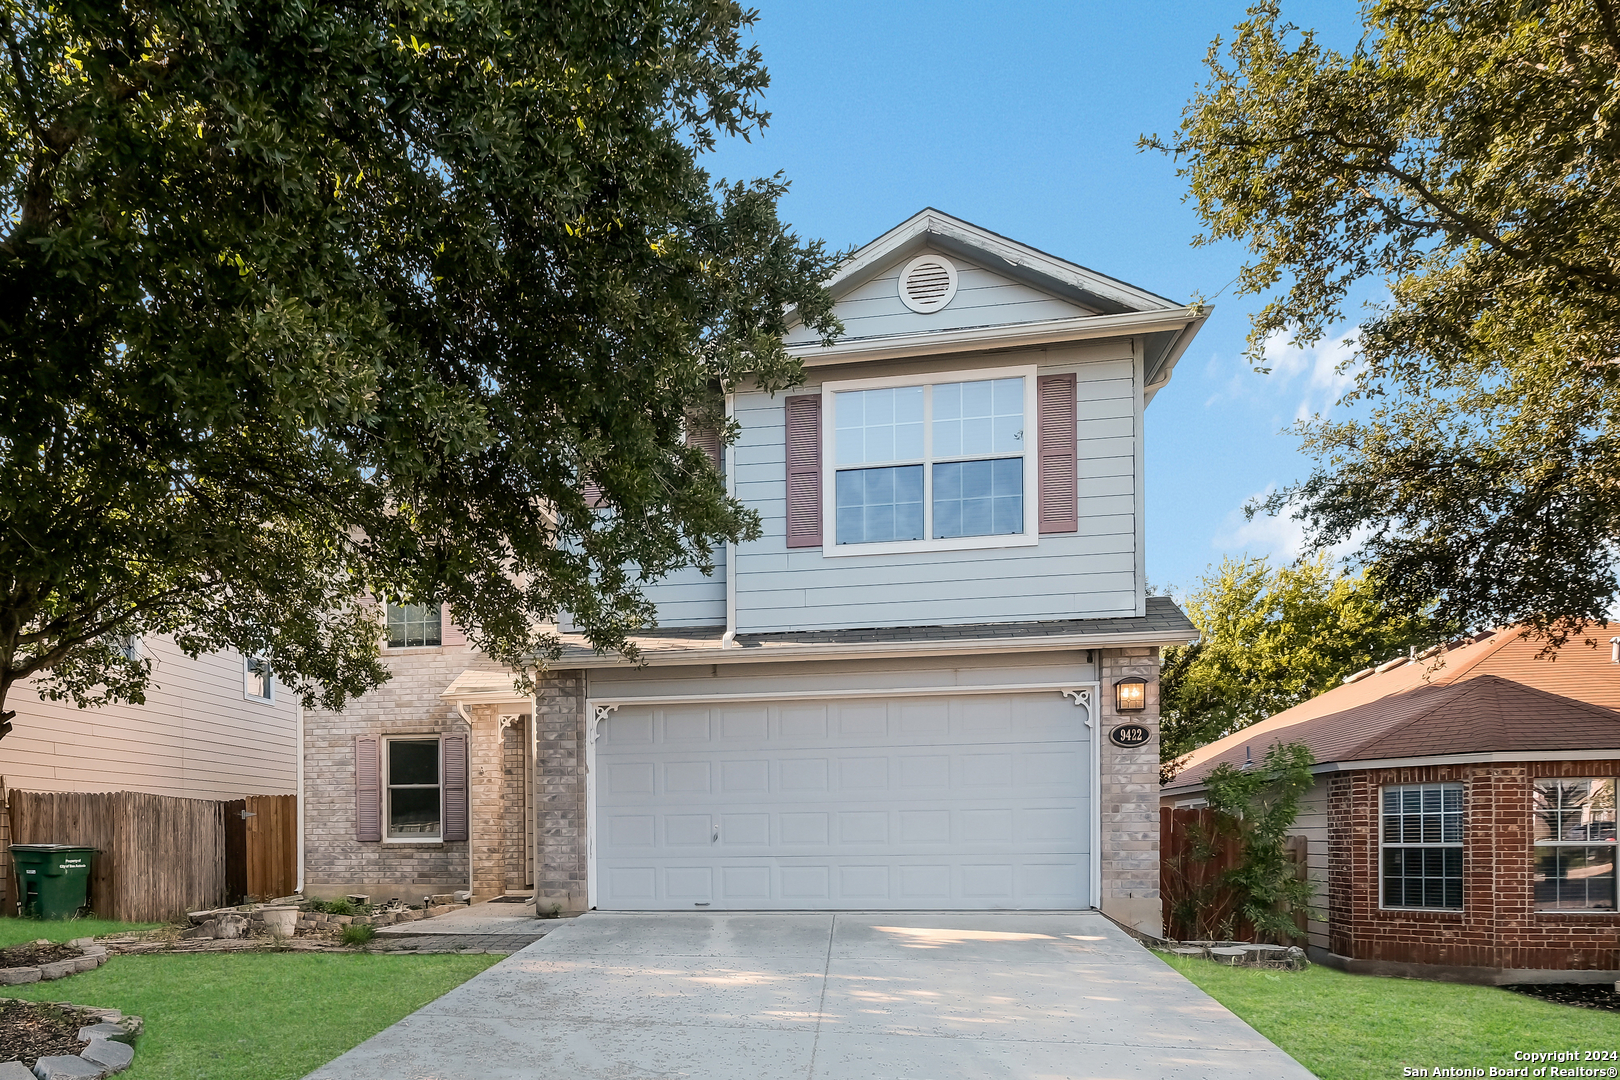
[305,911,1315,1080]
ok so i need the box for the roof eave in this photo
[545,626,1198,670]
[788,308,1207,367]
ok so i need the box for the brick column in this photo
[1098,646,1162,936]
[468,704,504,900]
[536,672,587,910]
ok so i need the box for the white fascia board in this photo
[789,308,1205,367]
[1163,747,1620,798]
[1143,308,1212,407]
[555,627,1196,670]
[822,209,1181,313]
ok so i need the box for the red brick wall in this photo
[1330,760,1620,971]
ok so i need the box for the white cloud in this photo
[1259,328,1363,423]
[1213,485,1366,566]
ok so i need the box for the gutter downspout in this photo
[720,391,740,650]
[295,703,305,895]
[455,701,476,901]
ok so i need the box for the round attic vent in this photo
[898,254,958,314]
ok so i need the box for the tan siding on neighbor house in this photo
[4,636,297,799]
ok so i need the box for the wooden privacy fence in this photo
[1160,807,1307,943]
[4,789,298,921]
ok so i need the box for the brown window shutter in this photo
[581,479,604,508]
[1037,373,1078,533]
[784,394,822,548]
[442,733,469,842]
[441,604,467,647]
[686,423,723,472]
[355,736,381,842]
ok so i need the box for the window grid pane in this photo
[1534,778,1618,910]
[835,466,924,544]
[1381,783,1464,910]
[387,604,443,648]
[933,458,1024,538]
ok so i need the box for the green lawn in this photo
[0,916,163,948]
[4,951,501,1080]
[1164,953,1620,1080]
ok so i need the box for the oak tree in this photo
[1146,0,1620,643]
[0,0,839,737]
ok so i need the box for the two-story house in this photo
[301,210,1206,936]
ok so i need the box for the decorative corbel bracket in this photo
[498,713,526,731]
[1061,687,1095,727]
[590,702,622,742]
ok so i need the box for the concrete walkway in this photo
[370,897,565,954]
[307,911,1316,1080]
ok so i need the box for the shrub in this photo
[340,923,375,947]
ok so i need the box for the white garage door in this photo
[592,691,1090,910]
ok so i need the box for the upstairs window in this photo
[244,655,273,703]
[1534,778,1617,911]
[824,367,1037,554]
[387,603,442,648]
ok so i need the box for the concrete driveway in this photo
[306,912,1315,1080]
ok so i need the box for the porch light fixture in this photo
[1114,677,1147,713]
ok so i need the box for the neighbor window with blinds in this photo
[823,367,1038,554]
[386,603,442,648]
[386,738,442,841]
[1381,783,1465,910]
[1534,778,1618,911]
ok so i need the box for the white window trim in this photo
[819,364,1039,558]
[1378,782,1465,912]
[243,655,273,704]
[382,734,444,845]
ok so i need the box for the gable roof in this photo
[786,209,1208,402]
[1164,627,1620,792]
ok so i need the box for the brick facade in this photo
[1098,646,1162,935]
[535,672,587,909]
[1329,760,1620,976]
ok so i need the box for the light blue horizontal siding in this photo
[723,349,1139,633]
[784,260,1094,345]
[638,562,725,628]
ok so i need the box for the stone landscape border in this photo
[0,942,109,988]
[1158,940,1310,970]
[0,998,142,1080]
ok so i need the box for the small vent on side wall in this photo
[898,254,959,313]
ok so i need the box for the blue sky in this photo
[702,1,1370,595]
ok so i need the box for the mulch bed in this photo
[1504,983,1620,1012]
[0,942,81,968]
[0,999,95,1067]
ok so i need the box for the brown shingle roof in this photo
[1164,626,1620,793]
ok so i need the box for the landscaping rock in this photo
[0,1061,34,1080]
[0,967,42,986]
[80,1038,134,1074]
[1207,947,1250,963]
[29,1055,104,1080]
[179,921,215,940]
[1167,947,1207,957]
[214,915,247,940]
[66,940,94,950]
[78,1022,134,1044]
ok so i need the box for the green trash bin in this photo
[10,844,98,920]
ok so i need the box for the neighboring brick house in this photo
[302,209,1209,934]
[1162,627,1620,983]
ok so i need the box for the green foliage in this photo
[1164,742,1317,942]
[0,0,841,736]
[340,922,375,946]
[1161,555,1438,770]
[306,898,356,917]
[1144,0,1620,644]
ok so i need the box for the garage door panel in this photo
[595,856,1091,909]
[595,693,1090,911]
